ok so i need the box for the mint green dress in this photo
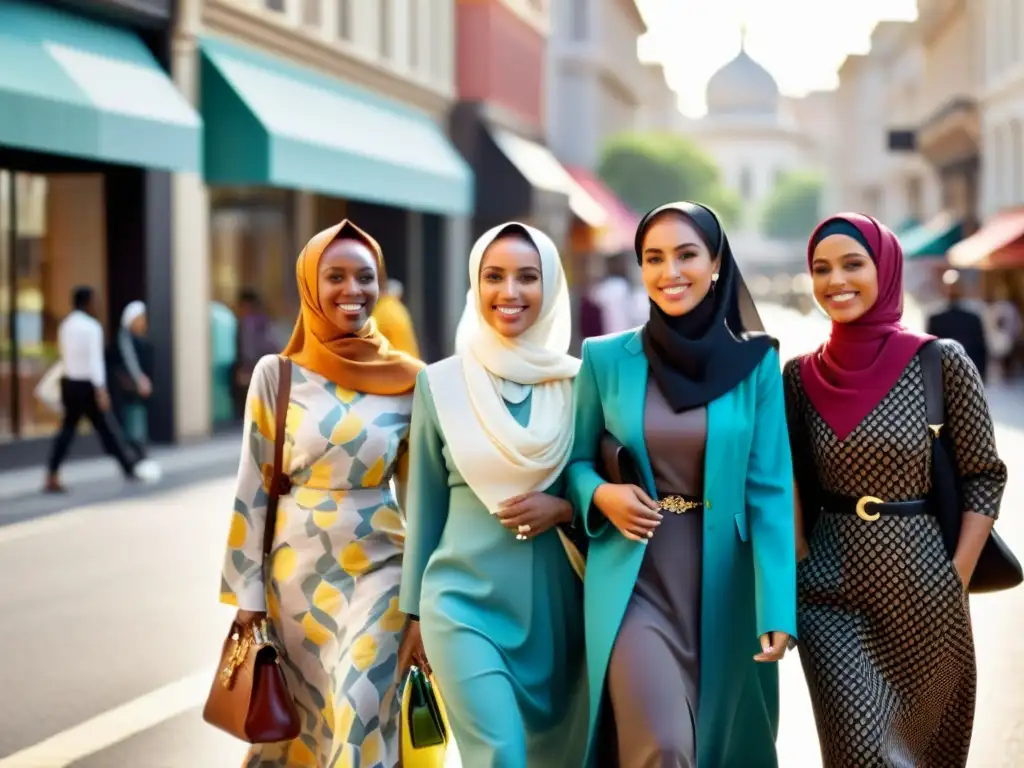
[399,369,588,768]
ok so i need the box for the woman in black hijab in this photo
[566,202,797,767]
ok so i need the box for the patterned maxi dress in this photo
[221,354,413,768]
[783,340,1007,768]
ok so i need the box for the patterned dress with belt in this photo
[221,354,412,768]
[783,339,1007,768]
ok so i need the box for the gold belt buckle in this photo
[659,495,701,515]
[855,495,883,522]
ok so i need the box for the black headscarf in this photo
[637,202,776,412]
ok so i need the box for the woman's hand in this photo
[796,537,810,563]
[754,631,790,662]
[592,483,662,542]
[398,619,429,679]
[496,492,572,539]
[138,374,152,398]
[952,555,972,592]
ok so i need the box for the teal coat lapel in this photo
[617,330,656,495]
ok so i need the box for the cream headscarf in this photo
[427,222,580,514]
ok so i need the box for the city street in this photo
[1,305,1021,767]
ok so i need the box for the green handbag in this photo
[403,666,447,750]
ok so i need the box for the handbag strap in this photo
[920,339,945,429]
[263,356,293,561]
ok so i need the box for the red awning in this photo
[565,165,640,254]
[948,208,1024,269]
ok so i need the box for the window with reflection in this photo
[209,188,297,425]
[0,170,106,443]
[0,172,10,442]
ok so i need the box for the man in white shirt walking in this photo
[46,286,139,493]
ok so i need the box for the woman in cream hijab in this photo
[399,223,588,767]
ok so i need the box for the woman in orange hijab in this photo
[219,220,426,767]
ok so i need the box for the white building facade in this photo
[979,0,1024,219]
[831,21,943,228]
[168,0,470,437]
[684,38,818,258]
[545,0,649,169]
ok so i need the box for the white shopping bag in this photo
[34,362,64,414]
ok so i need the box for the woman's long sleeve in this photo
[940,340,1007,518]
[220,354,280,611]
[745,349,798,639]
[565,340,610,538]
[399,371,450,617]
[118,328,145,387]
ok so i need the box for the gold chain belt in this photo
[659,495,703,515]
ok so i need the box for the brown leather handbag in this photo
[203,357,301,743]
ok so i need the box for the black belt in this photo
[656,493,704,515]
[823,492,929,521]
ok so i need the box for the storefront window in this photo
[0,170,106,443]
[210,188,296,425]
[0,172,11,442]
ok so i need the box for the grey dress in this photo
[600,379,706,767]
[784,340,1007,768]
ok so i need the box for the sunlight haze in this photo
[636,0,919,116]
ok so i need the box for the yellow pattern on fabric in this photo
[222,356,413,767]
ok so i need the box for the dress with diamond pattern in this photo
[220,354,413,768]
[783,339,1006,768]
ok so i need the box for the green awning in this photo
[200,35,473,216]
[899,213,963,259]
[894,216,921,236]
[0,0,201,172]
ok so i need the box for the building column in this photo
[170,0,211,441]
[405,210,426,339]
[442,215,470,356]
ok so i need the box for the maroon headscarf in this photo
[799,213,934,441]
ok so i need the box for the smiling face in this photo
[317,237,380,334]
[810,233,879,323]
[640,212,720,317]
[130,313,147,336]
[478,233,543,338]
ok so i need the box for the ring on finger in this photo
[518,524,531,533]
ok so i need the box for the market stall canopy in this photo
[899,211,962,259]
[948,208,1024,270]
[564,165,639,253]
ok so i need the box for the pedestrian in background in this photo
[926,269,989,383]
[373,272,421,359]
[567,202,795,767]
[108,301,153,459]
[400,222,588,768]
[220,220,426,767]
[232,290,279,419]
[786,214,1006,767]
[45,286,146,493]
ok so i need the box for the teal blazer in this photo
[566,329,797,767]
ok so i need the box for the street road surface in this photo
[1,305,1021,767]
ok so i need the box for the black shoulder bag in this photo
[920,341,1022,594]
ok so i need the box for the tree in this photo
[760,170,824,240]
[597,133,742,228]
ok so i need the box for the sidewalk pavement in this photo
[0,432,243,527]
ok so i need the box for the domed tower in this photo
[705,28,780,118]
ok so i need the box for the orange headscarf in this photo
[281,220,423,395]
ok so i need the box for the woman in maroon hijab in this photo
[783,213,1007,767]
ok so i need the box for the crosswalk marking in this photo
[0,670,213,767]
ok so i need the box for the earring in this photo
[711,273,719,282]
